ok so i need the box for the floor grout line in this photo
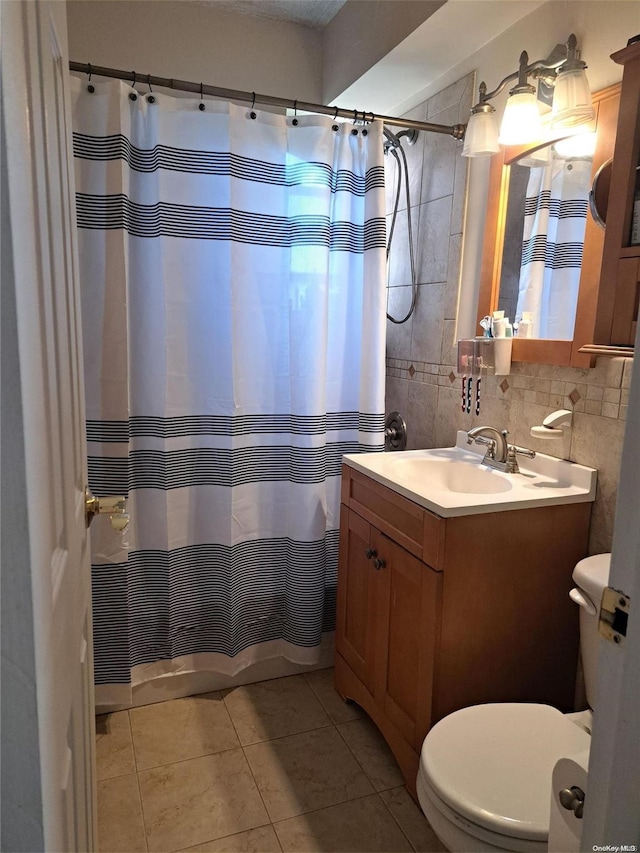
[332,716,403,795]
[127,708,150,853]
[376,789,421,853]
[221,691,280,847]
[238,718,336,747]
[239,740,283,850]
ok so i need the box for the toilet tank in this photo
[571,554,611,711]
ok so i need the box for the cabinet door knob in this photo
[373,557,386,570]
[365,548,376,560]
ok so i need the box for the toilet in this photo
[416,554,611,852]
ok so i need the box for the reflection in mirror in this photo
[478,83,621,367]
[497,136,596,340]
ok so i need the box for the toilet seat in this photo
[417,773,547,852]
[419,703,591,843]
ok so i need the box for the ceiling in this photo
[194,0,347,29]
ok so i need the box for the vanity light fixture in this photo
[497,51,544,145]
[462,34,594,157]
[462,99,500,157]
[551,34,595,129]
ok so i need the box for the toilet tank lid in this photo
[572,554,611,601]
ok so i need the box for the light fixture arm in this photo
[478,41,572,105]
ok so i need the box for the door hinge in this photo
[598,586,630,645]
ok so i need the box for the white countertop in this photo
[343,431,597,518]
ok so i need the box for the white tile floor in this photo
[95,668,445,852]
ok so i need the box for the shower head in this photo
[383,127,419,154]
[383,128,401,152]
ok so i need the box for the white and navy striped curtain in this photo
[71,78,386,705]
[516,155,590,339]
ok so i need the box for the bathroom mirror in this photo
[477,83,621,367]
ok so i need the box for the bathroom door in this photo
[2,1,96,850]
[581,341,640,846]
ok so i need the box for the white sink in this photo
[392,457,514,495]
[343,431,596,517]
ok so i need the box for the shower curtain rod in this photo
[69,61,467,140]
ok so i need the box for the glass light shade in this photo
[462,109,500,157]
[551,66,595,128]
[498,91,543,145]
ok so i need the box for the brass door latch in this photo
[598,586,630,644]
[85,487,129,531]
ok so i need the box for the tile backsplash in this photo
[385,73,628,555]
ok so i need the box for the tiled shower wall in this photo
[385,72,630,554]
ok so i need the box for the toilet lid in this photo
[421,703,591,841]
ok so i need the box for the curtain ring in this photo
[146,74,155,103]
[353,109,358,123]
[129,71,138,101]
[334,106,339,120]
[292,99,298,126]
[131,71,137,88]
[251,91,256,110]
[199,82,205,110]
[87,63,92,81]
[87,62,95,93]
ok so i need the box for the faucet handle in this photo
[510,444,536,459]
[505,443,536,473]
[469,435,497,456]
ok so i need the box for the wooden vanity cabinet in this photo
[335,464,592,797]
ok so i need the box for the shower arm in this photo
[69,61,467,141]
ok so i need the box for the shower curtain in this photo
[516,155,590,339]
[71,78,386,705]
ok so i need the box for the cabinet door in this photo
[336,506,378,695]
[373,530,442,751]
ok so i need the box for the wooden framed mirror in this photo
[477,83,621,367]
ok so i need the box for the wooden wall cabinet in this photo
[335,465,592,797]
[586,39,640,356]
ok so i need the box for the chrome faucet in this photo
[467,426,509,462]
[467,426,536,474]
